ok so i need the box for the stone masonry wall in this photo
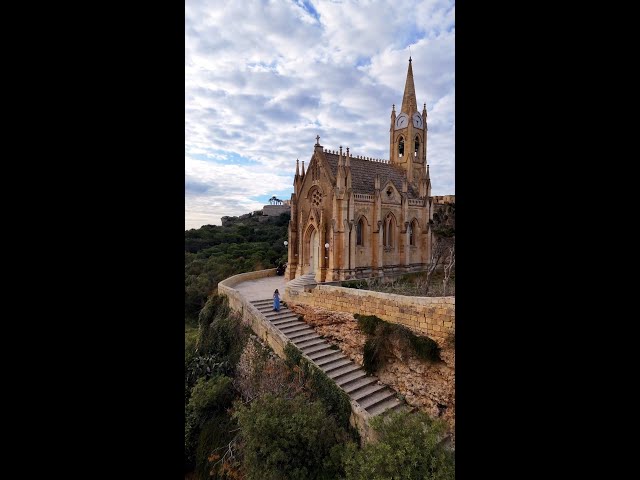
[286,285,454,342]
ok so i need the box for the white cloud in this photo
[186,0,455,229]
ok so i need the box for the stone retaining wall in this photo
[286,284,454,341]
[218,269,376,443]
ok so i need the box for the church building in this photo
[285,58,437,282]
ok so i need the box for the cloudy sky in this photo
[185,0,454,230]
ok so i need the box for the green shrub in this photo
[284,342,303,369]
[185,375,235,474]
[188,375,234,419]
[196,295,250,365]
[235,393,351,480]
[284,343,353,431]
[195,414,237,480]
[362,338,384,375]
[409,333,441,362]
[342,280,368,289]
[343,410,454,480]
[356,314,441,372]
[354,314,382,335]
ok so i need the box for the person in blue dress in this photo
[273,289,281,312]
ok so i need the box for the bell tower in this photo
[389,57,428,188]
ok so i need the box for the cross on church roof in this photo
[315,134,320,145]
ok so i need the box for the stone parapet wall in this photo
[262,205,291,216]
[285,284,454,341]
[218,269,376,443]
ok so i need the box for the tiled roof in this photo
[322,152,419,198]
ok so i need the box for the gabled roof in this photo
[321,151,419,198]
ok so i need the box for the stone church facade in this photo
[285,58,441,282]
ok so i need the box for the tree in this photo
[343,411,454,480]
[234,394,350,480]
[425,203,455,295]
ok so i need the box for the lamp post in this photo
[324,242,329,259]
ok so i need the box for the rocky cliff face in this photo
[289,303,455,442]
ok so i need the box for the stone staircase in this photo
[251,298,406,417]
[285,274,318,294]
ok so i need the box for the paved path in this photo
[233,274,406,417]
[234,275,286,301]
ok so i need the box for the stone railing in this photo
[354,193,374,202]
[287,284,454,342]
[408,198,424,206]
[218,269,290,357]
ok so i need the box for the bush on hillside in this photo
[234,393,351,480]
[343,410,454,480]
[284,343,353,431]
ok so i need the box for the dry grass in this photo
[355,271,455,297]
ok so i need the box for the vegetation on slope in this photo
[185,212,290,324]
[184,211,454,479]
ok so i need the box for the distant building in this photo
[262,196,291,218]
[286,58,452,282]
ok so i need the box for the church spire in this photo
[401,57,417,114]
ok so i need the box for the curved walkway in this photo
[232,273,406,417]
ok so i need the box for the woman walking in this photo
[273,289,281,312]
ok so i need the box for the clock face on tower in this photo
[412,113,423,128]
[395,113,409,129]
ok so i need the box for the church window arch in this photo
[383,214,395,247]
[414,136,420,156]
[409,219,418,246]
[398,136,404,157]
[356,217,365,246]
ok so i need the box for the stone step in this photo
[256,303,290,310]
[271,320,303,330]
[327,364,362,380]
[251,299,272,305]
[294,337,326,349]
[263,309,299,320]
[350,383,388,402]
[289,332,321,344]
[252,299,273,305]
[270,316,300,325]
[301,343,332,355]
[252,303,277,309]
[307,348,341,361]
[358,389,397,410]
[342,376,378,394]
[319,358,352,373]
[280,324,312,335]
[367,396,402,416]
[335,370,368,387]
[287,329,319,340]
[315,352,346,367]
[258,308,293,316]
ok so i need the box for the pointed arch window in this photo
[356,218,364,246]
[383,221,387,246]
[409,220,417,246]
[414,136,420,157]
[384,216,394,247]
[398,137,404,157]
